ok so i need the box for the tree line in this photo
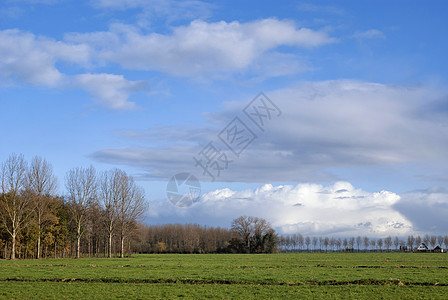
[133,216,278,254]
[279,234,448,252]
[0,153,146,259]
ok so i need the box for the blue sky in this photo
[1,0,447,236]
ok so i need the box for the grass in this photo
[0,253,447,299]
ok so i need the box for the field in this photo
[0,253,447,299]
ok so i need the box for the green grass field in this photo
[0,253,447,299]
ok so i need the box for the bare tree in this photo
[323,237,329,252]
[348,237,355,250]
[297,234,304,251]
[343,238,348,249]
[377,238,383,251]
[231,216,253,252]
[27,156,58,259]
[437,235,444,248]
[116,174,146,258]
[370,239,376,251]
[292,234,297,251]
[399,240,406,250]
[99,169,126,258]
[430,236,437,249]
[407,235,415,250]
[0,154,32,259]
[356,236,362,252]
[394,236,400,250]
[384,236,392,251]
[65,166,97,258]
[312,237,318,251]
[423,234,430,246]
[363,236,369,251]
[329,237,335,251]
[415,235,421,246]
[252,217,270,237]
[305,236,311,251]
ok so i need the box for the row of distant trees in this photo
[133,216,278,254]
[279,234,448,252]
[0,153,146,260]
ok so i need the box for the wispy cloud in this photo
[75,73,147,110]
[352,29,386,40]
[297,3,346,15]
[92,0,214,26]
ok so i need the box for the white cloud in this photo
[1,19,334,108]
[75,73,147,110]
[0,29,145,110]
[0,29,90,87]
[147,182,413,237]
[92,80,448,182]
[352,29,386,40]
[68,19,335,76]
[0,29,71,87]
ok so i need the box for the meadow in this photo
[0,252,447,299]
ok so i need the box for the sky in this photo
[1,0,447,237]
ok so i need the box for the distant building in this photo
[415,243,445,253]
[433,246,443,253]
[416,243,429,252]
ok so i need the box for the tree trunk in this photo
[77,223,82,259]
[37,212,42,259]
[77,236,81,258]
[37,230,41,259]
[88,238,91,258]
[121,235,124,258]
[109,233,112,258]
[11,231,16,260]
[96,239,99,258]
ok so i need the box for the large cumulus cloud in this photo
[147,181,413,237]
